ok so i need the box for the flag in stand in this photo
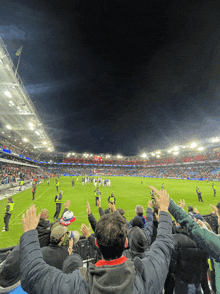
[15,46,23,56]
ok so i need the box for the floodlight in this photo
[182,146,186,148]
[156,150,161,154]
[14,140,16,141]
[19,143,21,145]
[156,155,160,158]
[117,155,121,158]
[72,153,75,155]
[6,125,11,129]
[8,136,10,138]
[167,150,172,153]
[30,127,34,130]
[198,147,204,151]
[42,141,47,145]
[142,153,147,158]
[23,138,28,142]
[173,146,179,151]
[5,91,11,98]
[34,146,37,149]
[2,132,4,134]
[35,131,40,135]
[173,152,179,155]
[152,153,155,156]
[47,147,51,151]
[190,142,197,148]
[90,154,93,156]
[29,122,34,127]
[17,107,20,109]
[211,138,220,143]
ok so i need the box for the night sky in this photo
[1,0,220,155]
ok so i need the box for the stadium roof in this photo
[0,37,54,153]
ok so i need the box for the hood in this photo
[128,226,149,252]
[86,256,136,294]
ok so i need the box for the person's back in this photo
[170,231,210,293]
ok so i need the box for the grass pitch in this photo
[0,176,219,249]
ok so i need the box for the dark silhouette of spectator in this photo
[62,254,83,274]
[41,226,69,270]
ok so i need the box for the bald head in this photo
[41,209,49,220]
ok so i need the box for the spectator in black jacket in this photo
[166,227,210,294]
[40,226,69,270]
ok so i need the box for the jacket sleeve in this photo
[20,230,89,294]
[168,199,220,261]
[142,208,153,245]
[5,205,10,213]
[54,195,57,202]
[134,212,174,294]
[87,235,100,252]
[99,207,104,217]
[88,213,97,232]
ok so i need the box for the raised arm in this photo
[134,187,174,294]
[169,198,220,261]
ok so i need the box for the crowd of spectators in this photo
[1,187,220,293]
[45,162,220,180]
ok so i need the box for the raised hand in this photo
[148,200,153,208]
[81,223,91,238]
[97,197,101,208]
[149,186,169,212]
[64,200,71,209]
[210,204,219,216]
[194,207,199,214]
[86,201,91,215]
[22,205,42,233]
[108,202,116,212]
[178,199,185,210]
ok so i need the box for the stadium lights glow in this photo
[6,125,11,129]
[142,153,147,158]
[156,151,161,154]
[29,122,34,127]
[190,142,197,148]
[182,146,186,148]
[2,132,4,134]
[198,147,204,151]
[8,136,10,138]
[35,131,40,135]
[173,146,179,151]
[30,127,34,130]
[14,140,16,141]
[151,153,155,156]
[17,107,20,109]
[173,152,179,155]
[211,138,220,143]
[47,147,51,151]
[34,146,37,149]
[156,155,160,158]
[5,91,11,98]
[167,150,172,153]
[90,154,93,156]
[23,138,28,142]
[72,153,75,155]
[42,141,47,145]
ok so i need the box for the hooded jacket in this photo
[20,211,174,294]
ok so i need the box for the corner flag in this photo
[15,46,23,56]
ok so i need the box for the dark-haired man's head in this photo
[135,205,144,217]
[95,213,127,260]
[50,226,67,245]
[132,216,143,229]
[117,208,125,217]
[40,209,49,220]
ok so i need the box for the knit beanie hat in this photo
[127,227,148,252]
[60,211,76,226]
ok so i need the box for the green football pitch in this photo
[0,176,219,249]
